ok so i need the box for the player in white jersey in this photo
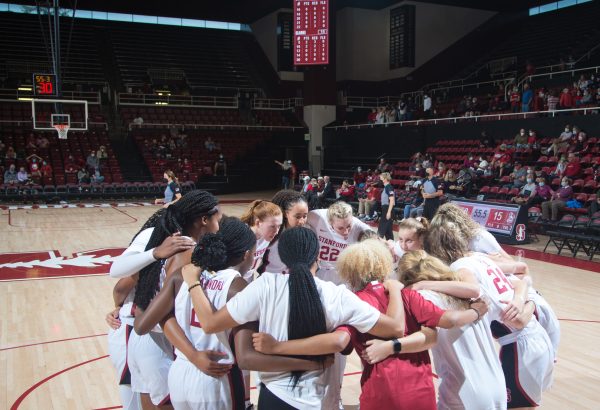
[398,250,507,410]
[183,227,409,410]
[135,217,328,410]
[425,221,554,409]
[307,201,372,285]
[260,190,309,274]
[240,200,282,282]
[431,203,560,361]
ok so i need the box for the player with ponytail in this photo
[182,226,410,409]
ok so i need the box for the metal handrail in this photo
[128,122,305,131]
[251,98,304,110]
[517,65,600,90]
[326,106,599,130]
[0,119,109,130]
[0,89,101,103]
[118,93,239,108]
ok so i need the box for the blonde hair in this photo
[327,201,353,222]
[380,172,391,182]
[399,250,468,308]
[337,239,393,291]
[424,221,469,264]
[397,217,429,240]
[240,200,282,226]
[399,250,460,286]
[430,203,480,241]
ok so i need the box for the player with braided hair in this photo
[182,226,409,409]
[107,190,220,409]
[260,190,308,274]
[135,217,327,409]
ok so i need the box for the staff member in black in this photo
[378,172,395,240]
[422,167,444,219]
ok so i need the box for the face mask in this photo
[562,181,568,187]
[565,128,569,132]
[527,178,533,183]
[529,132,534,136]
[357,168,362,172]
[520,132,525,135]
[539,182,545,187]
[469,157,473,160]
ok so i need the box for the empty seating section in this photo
[110,22,256,90]
[0,13,104,86]
[131,129,270,182]
[121,107,244,126]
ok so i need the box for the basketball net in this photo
[54,124,69,140]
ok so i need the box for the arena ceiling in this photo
[11,0,553,23]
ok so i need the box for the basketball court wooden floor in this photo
[1,192,599,409]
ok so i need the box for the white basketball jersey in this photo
[244,238,270,282]
[419,290,507,410]
[450,253,537,333]
[174,268,239,363]
[118,290,136,327]
[262,239,288,274]
[308,209,372,285]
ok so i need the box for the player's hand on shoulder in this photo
[383,279,404,293]
[153,232,196,260]
[182,264,201,286]
[470,298,489,319]
[190,350,232,378]
[105,307,121,330]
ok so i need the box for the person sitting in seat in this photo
[214,153,227,176]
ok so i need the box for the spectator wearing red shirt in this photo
[353,167,367,187]
[182,158,193,175]
[559,88,574,109]
[509,87,520,113]
[41,160,53,185]
[367,108,377,124]
[358,186,381,220]
[337,179,355,202]
[563,153,581,178]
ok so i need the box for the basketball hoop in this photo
[54,124,69,140]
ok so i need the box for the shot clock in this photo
[33,74,58,96]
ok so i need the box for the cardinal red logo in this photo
[515,224,526,242]
[0,248,125,281]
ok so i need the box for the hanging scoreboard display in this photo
[294,0,329,65]
[451,199,529,244]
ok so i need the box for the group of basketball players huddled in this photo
[105,188,559,410]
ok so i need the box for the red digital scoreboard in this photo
[294,0,329,65]
[33,73,58,96]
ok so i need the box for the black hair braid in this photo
[129,208,166,245]
[271,189,307,231]
[278,227,327,387]
[134,190,219,310]
[191,216,257,272]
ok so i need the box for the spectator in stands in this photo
[337,179,355,202]
[463,153,476,169]
[546,90,559,111]
[96,145,108,160]
[275,159,293,190]
[521,83,533,112]
[36,134,50,149]
[214,153,227,176]
[570,132,590,155]
[317,176,325,192]
[77,167,90,184]
[480,131,495,148]
[375,107,385,124]
[3,164,17,185]
[86,151,100,173]
[442,168,457,190]
[5,146,16,160]
[205,136,217,152]
[435,162,446,178]
[397,100,408,121]
[318,176,336,206]
[527,130,538,149]
[365,169,377,187]
[541,177,573,221]
[577,74,590,91]
[385,106,397,123]
[510,86,521,113]
[301,176,311,193]
[513,129,528,148]
[579,89,593,106]
[559,87,574,109]
[476,156,490,176]
[448,166,474,198]
[17,166,30,185]
[41,160,52,185]
[421,167,444,219]
[550,157,567,179]
[133,114,144,127]
[508,162,527,189]
[564,153,582,179]
[533,88,546,112]
[154,170,181,207]
[353,166,367,188]
[309,178,319,192]
[491,144,512,177]
[27,154,42,182]
[376,158,391,173]
[512,175,537,205]
[403,193,424,220]
[91,170,105,184]
[368,108,377,124]
[358,185,380,221]
[423,94,432,118]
